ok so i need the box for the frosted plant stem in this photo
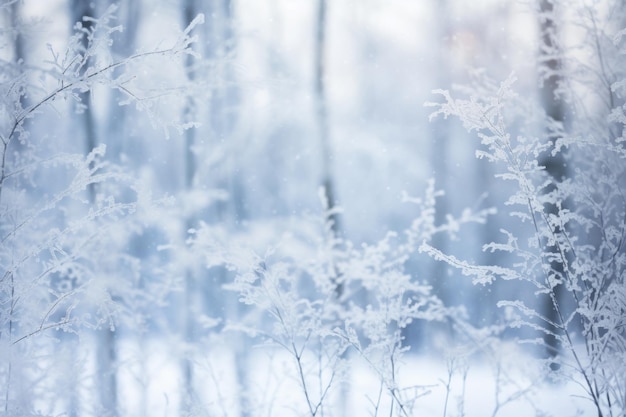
[293,341,316,416]
[205,358,228,417]
[459,364,468,417]
[318,347,323,417]
[4,361,8,414]
[0,140,7,203]
[370,379,384,417]
[5,272,14,413]
[491,364,501,417]
[441,359,454,417]
[528,198,605,416]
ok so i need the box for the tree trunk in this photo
[537,0,568,361]
[405,0,453,353]
[430,0,452,314]
[203,3,252,415]
[70,1,119,415]
[70,0,98,201]
[106,0,140,164]
[206,0,246,224]
[180,1,199,412]
[314,0,344,298]
[313,3,348,415]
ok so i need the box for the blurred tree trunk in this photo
[69,1,118,416]
[106,0,140,164]
[10,1,26,122]
[3,4,28,413]
[475,3,513,331]
[180,1,199,412]
[216,5,251,416]
[314,3,347,415]
[430,0,452,308]
[206,0,246,224]
[405,0,453,352]
[314,3,351,416]
[106,1,145,415]
[314,0,344,298]
[180,2,248,414]
[537,0,568,360]
[203,3,252,415]
[70,0,98,202]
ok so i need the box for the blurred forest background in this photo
[2,0,625,416]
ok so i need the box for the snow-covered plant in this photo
[0,5,202,415]
[193,182,492,417]
[424,2,626,414]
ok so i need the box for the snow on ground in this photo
[108,336,596,417]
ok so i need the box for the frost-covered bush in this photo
[0,5,201,415]
[191,184,492,417]
[424,2,626,415]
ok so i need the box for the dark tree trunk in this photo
[106,0,140,164]
[538,0,569,361]
[70,2,119,415]
[430,0,452,310]
[314,0,344,298]
[180,1,199,412]
[70,1,119,415]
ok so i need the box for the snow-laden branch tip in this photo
[419,242,520,285]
